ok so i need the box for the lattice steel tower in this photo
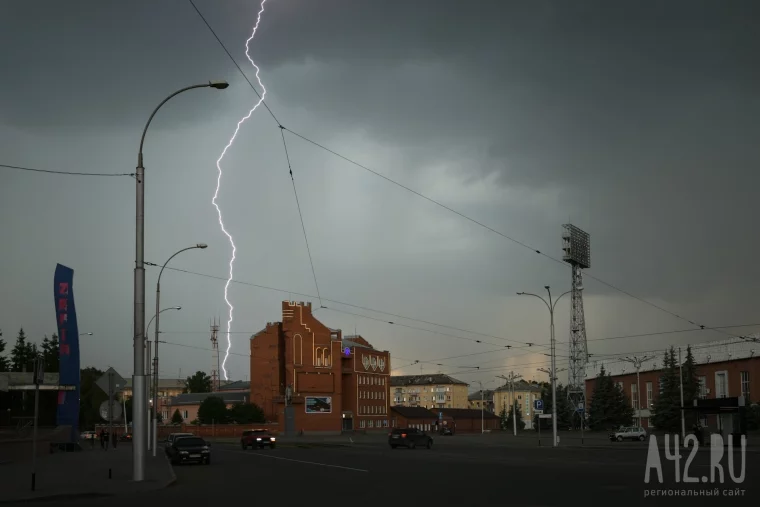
[562,224,590,424]
[210,318,221,392]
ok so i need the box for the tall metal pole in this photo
[134,81,227,481]
[549,292,558,447]
[622,355,654,428]
[517,287,570,448]
[679,347,686,442]
[146,340,152,451]
[153,246,206,457]
[30,357,42,491]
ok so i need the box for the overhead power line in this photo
[148,263,759,373]
[1,163,134,177]
[187,2,733,340]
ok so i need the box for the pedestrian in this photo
[112,431,117,448]
[99,429,106,449]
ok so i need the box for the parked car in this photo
[441,427,454,436]
[167,436,211,465]
[80,431,97,440]
[389,428,433,449]
[241,429,276,449]
[119,433,133,442]
[609,426,647,442]
[164,432,194,455]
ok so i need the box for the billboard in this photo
[305,396,332,414]
[53,264,81,441]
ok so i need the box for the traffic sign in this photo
[99,400,123,421]
[539,414,553,419]
[534,399,544,411]
[95,367,126,395]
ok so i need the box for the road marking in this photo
[223,449,369,473]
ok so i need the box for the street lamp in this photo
[517,286,570,447]
[153,245,207,456]
[79,332,93,336]
[145,306,181,452]
[133,81,227,481]
[476,380,495,434]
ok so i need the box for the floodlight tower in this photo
[210,318,220,391]
[561,224,591,427]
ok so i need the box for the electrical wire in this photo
[186,2,740,341]
[1,163,134,177]
[280,126,322,307]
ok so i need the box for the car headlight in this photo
[180,451,188,455]
[202,446,209,451]
[256,437,262,441]
[271,437,276,442]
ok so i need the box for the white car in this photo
[80,431,97,440]
[609,426,647,442]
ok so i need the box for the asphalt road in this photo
[45,437,755,507]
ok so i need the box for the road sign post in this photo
[95,368,126,453]
[31,357,44,491]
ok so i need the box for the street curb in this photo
[0,492,111,504]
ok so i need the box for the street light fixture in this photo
[517,286,571,448]
[153,245,207,456]
[133,83,227,481]
[79,332,93,336]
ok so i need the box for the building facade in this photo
[391,374,469,409]
[468,389,495,412]
[584,339,760,430]
[166,391,249,424]
[493,380,542,429]
[250,301,391,434]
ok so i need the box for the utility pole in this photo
[497,372,522,436]
[622,355,654,428]
[679,347,685,442]
[537,366,566,444]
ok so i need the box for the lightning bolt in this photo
[213,0,269,380]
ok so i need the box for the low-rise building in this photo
[165,391,249,424]
[584,338,760,431]
[493,380,542,429]
[390,406,438,431]
[250,301,391,435]
[438,408,501,433]
[468,389,494,412]
[391,374,469,409]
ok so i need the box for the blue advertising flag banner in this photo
[53,264,80,441]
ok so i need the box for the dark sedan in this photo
[389,428,433,449]
[167,436,211,465]
[241,429,277,449]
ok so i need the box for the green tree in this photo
[681,346,699,427]
[505,401,525,431]
[185,371,212,393]
[0,329,9,371]
[650,347,681,432]
[197,396,228,424]
[10,329,35,372]
[171,409,184,425]
[40,334,59,373]
[588,366,634,430]
[228,402,265,424]
[539,382,574,429]
[498,406,508,430]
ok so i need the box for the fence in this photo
[156,422,280,438]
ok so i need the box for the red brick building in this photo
[585,340,759,430]
[250,301,390,434]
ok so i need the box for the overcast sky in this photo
[1,0,758,389]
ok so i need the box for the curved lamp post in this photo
[145,306,181,451]
[132,81,227,481]
[152,245,207,456]
[517,286,570,448]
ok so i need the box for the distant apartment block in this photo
[391,374,469,409]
